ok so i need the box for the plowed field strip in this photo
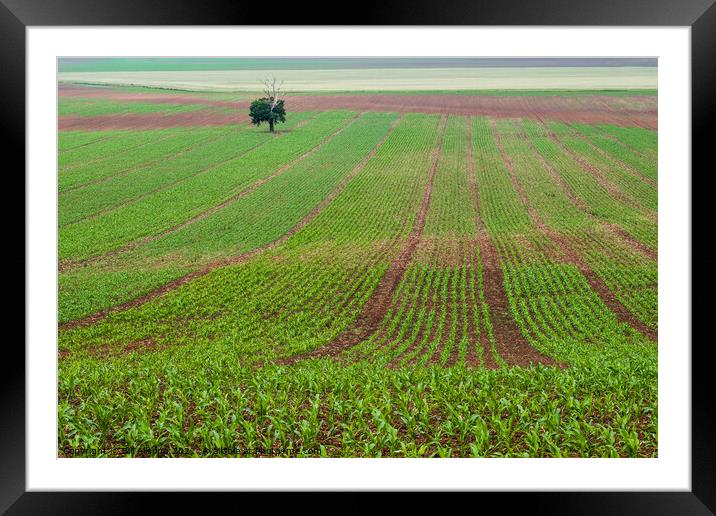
[492,120,657,342]
[289,115,448,361]
[59,86,657,127]
[59,114,358,272]
[59,114,400,331]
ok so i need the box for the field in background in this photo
[57,82,658,458]
[58,66,657,92]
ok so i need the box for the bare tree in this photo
[263,76,284,110]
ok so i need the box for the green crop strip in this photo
[58,111,354,262]
[493,118,657,335]
[59,128,226,192]
[569,123,657,183]
[58,112,399,323]
[343,116,487,368]
[546,122,657,213]
[58,114,315,227]
[597,125,657,162]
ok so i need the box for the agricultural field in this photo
[57,62,658,458]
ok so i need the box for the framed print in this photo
[7,0,715,512]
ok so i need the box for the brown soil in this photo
[59,84,657,129]
[282,115,448,363]
[59,114,400,331]
[493,120,657,342]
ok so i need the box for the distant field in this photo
[58,66,657,92]
[62,83,659,98]
[58,57,658,73]
[57,84,657,458]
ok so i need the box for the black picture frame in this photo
[6,0,715,512]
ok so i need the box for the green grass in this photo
[57,98,658,458]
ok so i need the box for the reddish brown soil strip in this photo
[566,126,657,189]
[59,114,401,331]
[59,84,657,128]
[518,125,657,262]
[282,115,448,363]
[59,110,250,131]
[493,120,657,342]
[59,114,358,273]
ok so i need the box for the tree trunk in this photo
[269,119,274,133]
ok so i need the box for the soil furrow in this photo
[284,115,448,362]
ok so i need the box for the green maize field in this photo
[57,85,657,458]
